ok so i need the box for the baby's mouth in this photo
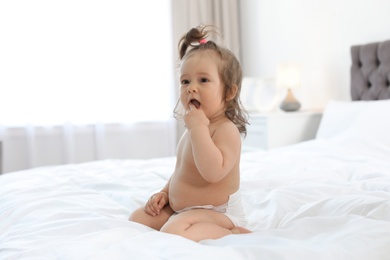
[190,99,201,109]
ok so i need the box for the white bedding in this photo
[1,101,390,259]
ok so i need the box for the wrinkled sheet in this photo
[1,139,390,260]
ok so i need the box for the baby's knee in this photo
[160,215,192,235]
[128,207,144,222]
[129,207,156,228]
[160,221,183,236]
[129,206,174,231]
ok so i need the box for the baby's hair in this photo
[174,25,249,136]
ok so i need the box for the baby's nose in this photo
[187,85,198,93]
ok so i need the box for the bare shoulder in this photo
[211,119,241,150]
[212,119,241,138]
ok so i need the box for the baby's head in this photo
[174,25,248,136]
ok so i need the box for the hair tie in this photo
[199,39,207,44]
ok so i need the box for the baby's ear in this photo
[226,84,238,101]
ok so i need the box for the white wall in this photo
[240,0,390,110]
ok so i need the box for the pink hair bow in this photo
[199,39,208,44]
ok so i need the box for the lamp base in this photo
[280,89,301,112]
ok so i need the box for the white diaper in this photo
[174,190,248,227]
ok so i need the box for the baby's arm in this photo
[190,123,240,182]
[185,105,241,183]
[144,178,170,216]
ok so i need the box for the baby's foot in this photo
[231,226,252,234]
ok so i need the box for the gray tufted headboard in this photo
[351,40,390,100]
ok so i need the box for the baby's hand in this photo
[184,104,210,129]
[144,191,168,216]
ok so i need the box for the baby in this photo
[129,25,251,241]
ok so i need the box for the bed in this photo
[1,40,390,260]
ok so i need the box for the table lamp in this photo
[277,63,301,112]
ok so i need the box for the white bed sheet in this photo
[1,137,390,260]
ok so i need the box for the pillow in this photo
[316,100,370,139]
[316,99,390,147]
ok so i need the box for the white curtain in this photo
[0,122,176,173]
[171,0,241,60]
[0,0,176,173]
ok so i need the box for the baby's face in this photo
[179,51,225,120]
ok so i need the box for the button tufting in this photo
[367,82,372,88]
[358,61,362,67]
[387,80,390,87]
[376,60,380,66]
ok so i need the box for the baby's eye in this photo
[181,79,190,85]
[200,78,209,83]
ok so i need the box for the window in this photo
[0,0,175,125]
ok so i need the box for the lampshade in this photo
[276,63,301,112]
[276,63,301,89]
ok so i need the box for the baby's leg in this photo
[231,226,252,234]
[160,209,238,242]
[129,204,174,230]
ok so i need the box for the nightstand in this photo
[243,110,322,151]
